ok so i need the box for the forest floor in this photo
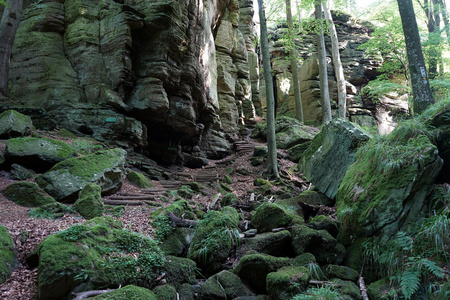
[0,129,308,300]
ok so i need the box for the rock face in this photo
[267,11,382,127]
[298,119,371,199]
[2,182,56,207]
[427,103,450,183]
[5,137,77,172]
[7,0,260,163]
[36,148,126,202]
[0,110,34,138]
[336,121,443,240]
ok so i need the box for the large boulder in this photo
[163,256,197,288]
[73,183,105,219]
[242,230,293,257]
[252,116,319,149]
[0,226,17,284]
[91,285,157,299]
[426,101,450,182]
[27,216,165,300]
[266,266,311,300]
[36,148,126,202]
[298,119,371,199]
[0,110,34,138]
[198,270,253,299]
[187,207,239,273]
[251,202,304,233]
[234,253,290,293]
[2,182,55,207]
[5,137,77,172]
[336,120,443,240]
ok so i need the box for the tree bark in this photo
[258,0,279,178]
[323,3,347,119]
[315,0,332,123]
[285,0,304,122]
[0,0,23,97]
[397,0,434,114]
[437,0,450,46]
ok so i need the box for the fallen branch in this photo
[72,289,115,300]
[167,212,198,228]
[358,276,370,300]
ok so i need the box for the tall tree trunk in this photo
[397,0,434,114]
[437,0,450,46]
[286,0,304,122]
[0,0,23,97]
[258,0,279,178]
[315,0,332,123]
[323,3,347,119]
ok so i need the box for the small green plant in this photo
[292,285,344,299]
[57,225,88,241]
[153,214,173,242]
[304,261,324,280]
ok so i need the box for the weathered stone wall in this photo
[6,0,258,162]
[264,12,382,127]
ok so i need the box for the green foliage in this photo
[304,261,324,280]
[69,138,106,155]
[153,214,173,242]
[57,225,89,242]
[292,285,344,299]
[29,202,74,219]
[430,78,450,102]
[361,79,410,102]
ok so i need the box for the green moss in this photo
[234,253,291,293]
[325,265,359,282]
[177,185,196,199]
[2,182,55,207]
[105,205,126,217]
[367,277,395,299]
[73,183,105,219]
[291,253,316,267]
[29,219,166,299]
[199,270,252,299]
[164,256,197,288]
[336,119,441,238]
[223,175,233,184]
[185,181,202,192]
[6,137,77,161]
[127,171,154,189]
[254,178,271,186]
[221,193,239,207]
[252,202,302,233]
[92,285,157,299]
[56,128,77,139]
[219,182,233,192]
[152,284,177,300]
[0,226,16,284]
[331,279,361,299]
[164,199,196,220]
[187,208,240,273]
[266,266,311,300]
[28,202,74,219]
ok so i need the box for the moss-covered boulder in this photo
[92,285,157,299]
[0,226,16,284]
[295,190,334,207]
[298,119,371,199]
[127,171,154,188]
[309,215,339,237]
[27,216,166,300]
[424,102,450,182]
[252,202,303,233]
[288,142,311,162]
[152,284,177,300]
[73,183,105,219]
[336,121,444,240]
[10,164,36,181]
[36,148,127,202]
[2,182,55,207]
[221,192,239,206]
[163,256,197,288]
[291,225,345,264]
[199,270,253,299]
[252,116,318,149]
[159,227,196,257]
[367,277,395,299]
[325,265,359,282]
[178,283,195,300]
[5,137,77,172]
[242,230,293,256]
[266,266,311,300]
[0,110,34,138]
[187,207,239,273]
[234,253,291,293]
[29,202,74,220]
[331,279,361,299]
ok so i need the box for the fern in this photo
[419,259,444,279]
[400,268,421,299]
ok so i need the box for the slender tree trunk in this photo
[315,0,332,123]
[286,0,303,122]
[397,0,434,114]
[323,3,347,119]
[258,0,279,178]
[437,0,450,46]
[295,0,302,31]
[0,0,23,97]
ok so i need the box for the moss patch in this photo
[0,226,16,284]
[127,171,154,188]
[252,202,303,233]
[266,266,311,300]
[2,182,55,207]
[92,285,157,299]
[73,183,105,219]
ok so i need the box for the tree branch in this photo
[72,289,115,300]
